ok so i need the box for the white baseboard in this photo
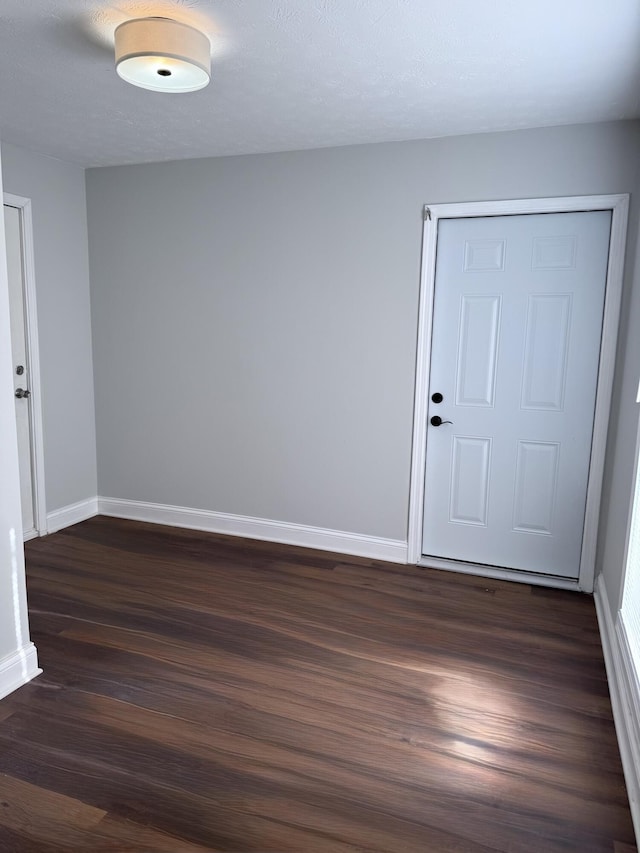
[98,496,408,563]
[0,643,41,701]
[594,574,640,844]
[47,497,99,534]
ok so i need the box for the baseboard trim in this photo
[98,497,408,563]
[47,497,99,534]
[594,574,640,844]
[0,643,41,701]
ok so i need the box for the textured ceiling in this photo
[1,0,639,167]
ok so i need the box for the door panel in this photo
[455,294,501,407]
[449,436,492,526]
[422,211,612,578]
[512,440,560,534]
[521,294,572,411]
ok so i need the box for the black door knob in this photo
[431,392,443,403]
[430,415,452,427]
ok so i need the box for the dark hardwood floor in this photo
[0,516,635,852]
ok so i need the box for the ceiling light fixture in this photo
[115,17,211,93]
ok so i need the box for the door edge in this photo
[3,193,47,537]
[417,555,581,591]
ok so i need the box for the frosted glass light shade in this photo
[115,18,211,93]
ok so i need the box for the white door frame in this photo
[3,193,47,538]
[408,194,629,592]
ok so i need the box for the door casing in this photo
[4,193,47,538]
[407,195,629,592]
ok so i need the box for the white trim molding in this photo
[408,194,629,592]
[3,193,47,537]
[47,497,99,533]
[594,574,640,843]
[98,497,408,563]
[0,642,41,701]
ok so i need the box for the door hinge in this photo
[423,206,432,221]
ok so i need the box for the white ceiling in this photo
[1,0,639,168]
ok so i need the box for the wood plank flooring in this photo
[0,516,635,852]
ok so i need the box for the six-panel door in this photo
[422,211,612,578]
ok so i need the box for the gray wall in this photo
[86,121,640,542]
[1,142,97,513]
[597,155,640,615]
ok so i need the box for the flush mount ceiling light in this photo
[115,17,211,93]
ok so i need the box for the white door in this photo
[4,204,35,538]
[422,211,612,578]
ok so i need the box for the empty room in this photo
[1,1,640,851]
